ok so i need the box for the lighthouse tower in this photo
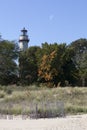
[19,27,29,51]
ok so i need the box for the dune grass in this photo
[0,85,87,117]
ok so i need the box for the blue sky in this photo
[0,0,87,46]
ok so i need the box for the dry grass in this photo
[0,85,87,116]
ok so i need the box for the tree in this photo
[61,47,79,86]
[69,38,87,86]
[38,43,63,86]
[0,40,18,85]
[37,43,58,85]
[19,46,40,85]
[38,42,79,86]
[38,51,57,85]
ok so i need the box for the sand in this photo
[0,114,87,130]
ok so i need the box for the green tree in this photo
[0,40,18,85]
[61,47,79,86]
[70,38,87,86]
[19,46,40,85]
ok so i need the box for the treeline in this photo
[0,38,87,87]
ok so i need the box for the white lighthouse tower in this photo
[19,27,29,51]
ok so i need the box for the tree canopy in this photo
[0,38,87,87]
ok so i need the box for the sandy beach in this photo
[0,114,87,130]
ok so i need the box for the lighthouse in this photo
[19,27,29,51]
